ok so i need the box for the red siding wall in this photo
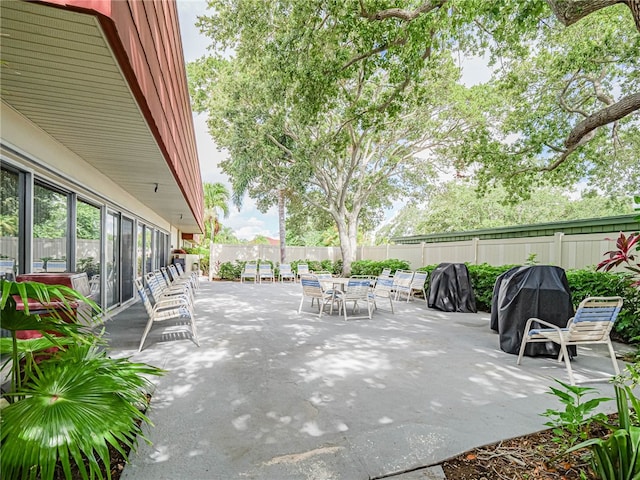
[37,0,205,232]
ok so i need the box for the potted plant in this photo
[0,279,164,479]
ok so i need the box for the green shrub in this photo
[351,259,410,277]
[218,261,242,280]
[466,263,518,312]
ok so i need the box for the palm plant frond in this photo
[0,343,164,480]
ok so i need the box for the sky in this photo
[175,1,492,240]
[176,0,280,240]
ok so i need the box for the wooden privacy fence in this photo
[211,231,623,271]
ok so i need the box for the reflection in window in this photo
[144,226,153,276]
[106,211,120,308]
[121,217,134,302]
[34,183,68,272]
[137,224,143,278]
[76,200,101,303]
[0,167,19,279]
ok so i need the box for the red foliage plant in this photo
[597,231,640,287]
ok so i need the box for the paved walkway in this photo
[104,280,624,480]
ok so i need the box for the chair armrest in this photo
[154,298,191,311]
[522,317,564,336]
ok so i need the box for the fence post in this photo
[552,232,564,267]
[473,237,480,264]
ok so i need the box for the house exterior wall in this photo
[36,0,204,231]
[2,105,169,230]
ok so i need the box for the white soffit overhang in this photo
[0,0,199,232]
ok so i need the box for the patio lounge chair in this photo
[517,296,623,385]
[241,262,258,283]
[278,263,296,282]
[298,274,335,317]
[259,263,275,283]
[406,271,428,304]
[136,278,199,352]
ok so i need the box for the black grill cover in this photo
[491,265,575,356]
[427,263,477,313]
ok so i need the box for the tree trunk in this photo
[334,212,358,276]
[209,219,215,281]
[278,189,286,263]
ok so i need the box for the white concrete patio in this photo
[104,280,626,480]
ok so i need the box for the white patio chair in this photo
[368,276,394,314]
[296,263,310,281]
[298,274,335,317]
[406,271,429,304]
[174,261,199,289]
[46,259,67,272]
[32,260,45,273]
[517,296,623,385]
[136,278,199,352]
[259,263,275,283]
[241,262,258,283]
[380,268,392,277]
[278,263,296,282]
[145,271,193,307]
[0,258,15,280]
[334,278,373,321]
[392,270,414,301]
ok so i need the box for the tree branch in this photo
[565,91,640,149]
[359,0,447,21]
[546,0,640,33]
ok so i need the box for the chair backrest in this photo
[145,271,164,302]
[280,263,293,274]
[135,278,153,316]
[167,264,181,281]
[0,259,15,279]
[393,270,414,288]
[297,264,309,275]
[345,278,371,297]
[568,296,623,341]
[314,271,332,280]
[175,262,186,276]
[300,274,324,298]
[46,260,67,272]
[89,274,100,295]
[243,263,257,273]
[32,260,45,272]
[411,271,428,289]
[373,276,394,296]
[259,263,273,273]
[380,268,391,277]
[160,266,172,286]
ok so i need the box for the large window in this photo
[0,167,19,279]
[34,182,69,272]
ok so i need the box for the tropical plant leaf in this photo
[0,344,163,480]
